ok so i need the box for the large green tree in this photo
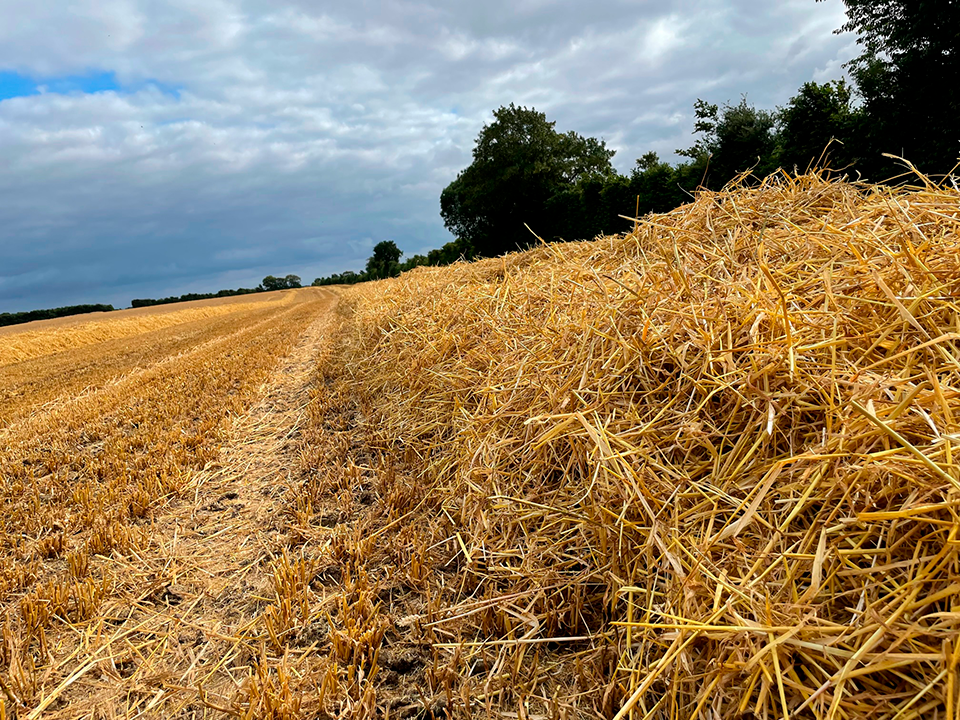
[679,98,777,189]
[261,275,284,291]
[824,0,960,176]
[440,104,616,257]
[262,274,301,290]
[777,80,860,172]
[365,240,403,280]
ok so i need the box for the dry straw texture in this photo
[338,172,960,718]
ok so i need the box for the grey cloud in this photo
[0,0,854,312]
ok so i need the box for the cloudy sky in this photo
[0,0,857,312]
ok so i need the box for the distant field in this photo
[0,290,304,427]
[0,291,286,338]
[0,290,292,361]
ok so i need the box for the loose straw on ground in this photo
[333,171,960,718]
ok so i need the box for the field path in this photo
[35,293,338,718]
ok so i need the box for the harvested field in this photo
[0,290,289,339]
[4,173,960,720]
[0,296,300,428]
[0,292,293,366]
[0,288,338,717]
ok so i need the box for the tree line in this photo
[317,0,958,283]
[311,238,472,286]
[131,274,302,308]
[0,303,116,328]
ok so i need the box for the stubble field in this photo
[0,288,341,717]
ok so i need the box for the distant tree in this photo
[679,97,777,188]
[426,238,475,266]
[399,254,430,272]
[440,104,616,257]
[131,286,262,308]
[284,274,302,289]
[776,80,860,172]
[365,241,403,280]
[312,269,366,286]
[262,275,285,291]
[629,152,696,213]
[822,0,960,176]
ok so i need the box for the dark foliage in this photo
[130,287,262,308]
[312,270,364,287]
[365,241,403,280]
[678,98,778,188]
[261,274,302,291]
[823,0,960,177]
[776,80,861,172]
[0,303,116,328]
[440,104,616,257]
[312,238,476,287]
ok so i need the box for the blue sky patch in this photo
[0,70,120,100]
[43,71,120,95]
[0,70,179,102]
[0,71,41,100]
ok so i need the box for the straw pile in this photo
[334,172,960,718]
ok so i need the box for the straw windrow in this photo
[327,172,960,717]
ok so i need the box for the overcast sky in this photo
[0,0,857,312]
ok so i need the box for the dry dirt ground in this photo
[32,295,341,718]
